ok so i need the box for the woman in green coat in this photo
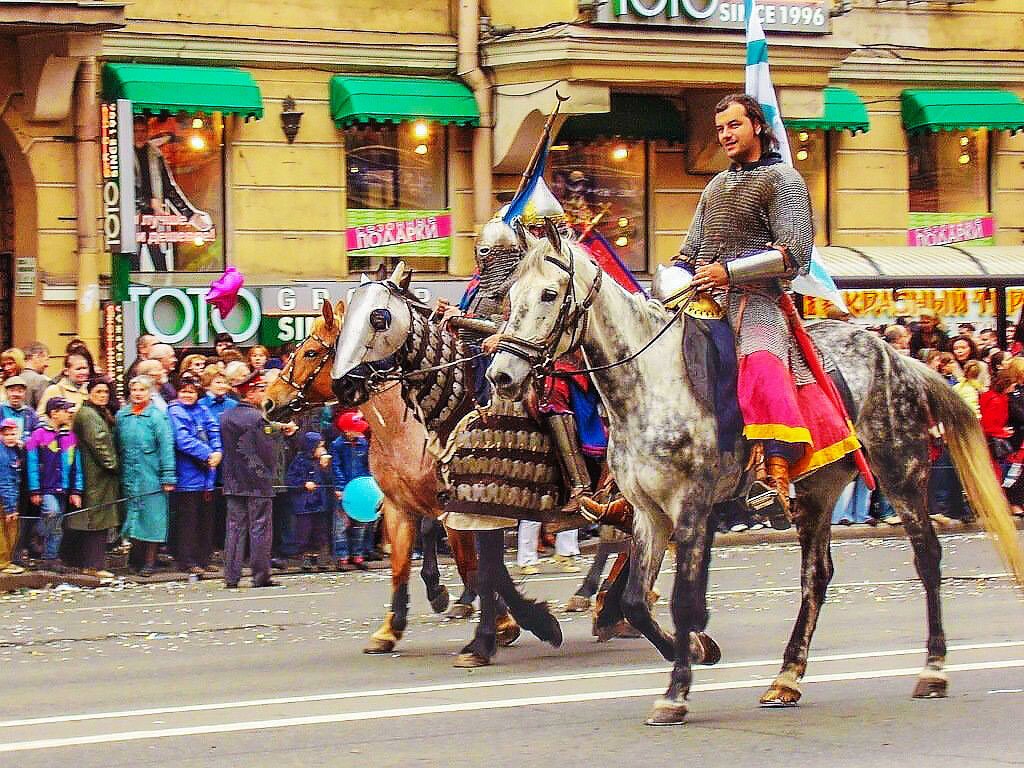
[117,375,175,576]
[67,377,120,575]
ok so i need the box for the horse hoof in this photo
[759,684,801,707]
[538,613,563,648]
[445,602,475,620]
[429,584,451,614]
[564,594,591,613]
[496,621,522,647]
[912,676,948,699]
[645,697,688,726]
[595,619,639,642]
[363,637,396,654]
[453,652,491,668]
[690,631,722,666]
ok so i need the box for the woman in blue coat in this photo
[167,374,222,574]
[117,375,175,577]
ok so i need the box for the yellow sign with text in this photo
[803,288,1024,323]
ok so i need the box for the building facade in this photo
[2,0,1024,365]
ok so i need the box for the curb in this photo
[2,519,1020,594]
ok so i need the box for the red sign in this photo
[346,214,452,251]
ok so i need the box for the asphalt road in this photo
[2,532,1023,767]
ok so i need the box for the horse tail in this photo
[922,372,1024,589]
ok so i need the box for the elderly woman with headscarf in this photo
[68,377,120,577]
[116,375,175,577]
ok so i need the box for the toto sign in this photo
[596,0,829,33]
[126,285,262,345]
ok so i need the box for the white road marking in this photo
[1,640,1020,730]
[1,658,1022,753]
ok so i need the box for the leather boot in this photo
[546,412,593,514]
[579,495,634,534]
[766,456,794,527]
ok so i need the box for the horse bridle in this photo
[277,331,336,412]
[495,245,603,377]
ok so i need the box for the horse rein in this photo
[495,245,691,379]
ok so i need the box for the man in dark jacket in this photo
[219,372,297,588]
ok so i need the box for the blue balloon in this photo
[342,476,383,523]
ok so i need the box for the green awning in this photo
[901,89,1024,134]
[784,87,869,134]
[330,76,479,127]
[102,63,263,118]
[555,94,685,143]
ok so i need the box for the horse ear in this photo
[389,260,406,287]
[360,273,370,285]
[334,298,346,319]
[399,267,413,292]
[321,299,334,329]
[543,217,562,253]
[513,218,530,253]
[373,264,387,282]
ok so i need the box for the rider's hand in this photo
[482,333,503,355]
[693,263,728,292]
[207,451,222,469]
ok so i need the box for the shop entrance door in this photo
[0,155,11,350]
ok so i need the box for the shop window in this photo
[908,129,990,213]
[345,122,449,271]
[788,129,829,245]
[547,139,648,272]
[133,113,225,273]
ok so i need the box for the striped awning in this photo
[818,246,1024,286]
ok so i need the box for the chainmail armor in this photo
[680,157,817,383]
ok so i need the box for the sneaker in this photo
[1,564,25,574]
[553,554,581,573]
[882,514,902,525]
[517,564,540,576]
[929,513,955,527]
[729,523,749,533]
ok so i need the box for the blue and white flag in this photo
[744,0,848,313]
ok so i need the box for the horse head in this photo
[487,217,598,402]
[330,261,419,405]
[262,298,345,420]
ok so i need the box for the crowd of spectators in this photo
[2,308,1022,579]
[0,333,379,583]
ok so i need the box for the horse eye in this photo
[477,246,491,256]
[369,308,392,331]
[304,349,318,358]
[540,288,559,302]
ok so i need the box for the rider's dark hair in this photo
[714,93,777,154]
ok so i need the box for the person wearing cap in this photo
[116,376,176,577]
[331,410,372,570]
[219,371,298,588]
[25,397,83,570]
[0,375,40,445]
[0,418,26,574]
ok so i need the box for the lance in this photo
[512,91,570,202]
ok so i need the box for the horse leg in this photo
[619,521,676,662]
[445,526,478,619]
[760,469,844,706]
[646,513,714,726]
[898,490,947,698]
[568,538,619,613]
[364,501,415,654]
[419,517,450,613]
[454,530,502,667]
[491,538,562,649]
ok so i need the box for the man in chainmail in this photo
[679,94,858,521]
[455,185,596,516]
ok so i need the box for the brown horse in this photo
[264,299,491,654]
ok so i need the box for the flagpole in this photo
[512,92,570,202]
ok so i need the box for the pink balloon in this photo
[205,266,245,317]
